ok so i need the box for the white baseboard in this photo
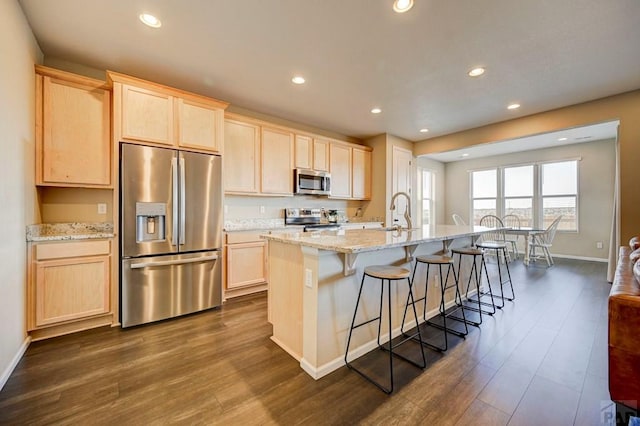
[300,293,474,380]
[547,253,608,263]
[0,336,31,391]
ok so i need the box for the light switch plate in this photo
[97,203,107,214]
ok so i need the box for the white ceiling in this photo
[17,0,640,142]
[425,120,619,163]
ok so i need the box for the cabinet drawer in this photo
[35,240,111,260]
[226,232,265,244]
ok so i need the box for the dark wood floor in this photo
[0,258,612,425]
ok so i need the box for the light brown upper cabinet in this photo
[224,118,261,193]
[108,71,228,154]
[294,134,313,170]
[177,98,224,153]
[261,127,293,195]
[294,135,329,172]
[352,147,372,200]
[36,65,111,188]
[329,143,352,199]
[120,84,173,146]
[313,138,330,172]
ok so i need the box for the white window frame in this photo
[469,158,580,231]
[538,159,579,232]
[418,167,435,226]
[470,167,498,225]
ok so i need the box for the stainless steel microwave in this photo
[294,169,331,195]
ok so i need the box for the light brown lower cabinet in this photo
[28,239,112,339]
[224,232,268,299]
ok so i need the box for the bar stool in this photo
[344,265,427,394]
[474,241,515,308]
[402,254,469,352]
[451,246,496,325]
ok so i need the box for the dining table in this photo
[504,226,545,266]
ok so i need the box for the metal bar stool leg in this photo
[345,266,426,394]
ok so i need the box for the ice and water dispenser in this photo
[135,202,166,242]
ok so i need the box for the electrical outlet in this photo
[260,205,265,214]
[97,203,107,214]
[433,274,439,287]
[224,205,228,214]
[596,241,604,249]
[305,268,313,288]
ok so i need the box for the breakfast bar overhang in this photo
[262,225,494,379]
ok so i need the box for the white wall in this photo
[442,138,615,260]
[0,0,42,389]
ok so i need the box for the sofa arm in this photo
[608,246,640,410]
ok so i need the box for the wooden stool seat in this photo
[451,247,483,256]
[415,254,453,265]
[364,265,410,280]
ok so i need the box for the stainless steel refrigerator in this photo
[120,143,223,327]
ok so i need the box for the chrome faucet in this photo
[389,191,412,230]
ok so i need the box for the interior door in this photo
[180,150,222,252]
[391,146,413,227]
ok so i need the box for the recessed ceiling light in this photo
[291,76,305,84]
[468,67,485,77]
[419,128,429,133]
[507,103,521,110]
[393,0,414,13]
[558,137,568,141]
[461,153,470,158]
[139,13,161,28]
[371,107,382,114]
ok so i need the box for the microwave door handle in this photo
[171,157,178,247]
[179,156,186,245]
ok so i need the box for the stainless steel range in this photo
[284,208,342,232]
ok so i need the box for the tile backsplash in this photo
[224,194,363,220]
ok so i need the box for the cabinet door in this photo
[329,144,352,198]
[40,76,110,186]
[224,119,260,193]
[352,148,372,200]
[121,84,174,145]
[313,139,330,172]
[177,98,223,153]
[226,242,267,289]
[294,134,313,169]
[261,127,293,194]
[35,255,110,327]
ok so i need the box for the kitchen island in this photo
[262,225,493,379]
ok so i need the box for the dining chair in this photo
[479,215,510,263]
[452,213,467,226]
[529,215,563,267]
[501,214,521,260]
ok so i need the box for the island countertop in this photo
[261,224,493,254]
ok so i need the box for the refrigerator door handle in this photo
[171,157,179,246]
[179,156,186,245]
[130,254,219,269]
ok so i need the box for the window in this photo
[419,168,435,225]
[471,169,497,224]
[503,165,533,227]
[541,160,578,230]
[470,160,578,231]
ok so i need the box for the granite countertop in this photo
[261,225,493,254]
[26,222,115,242]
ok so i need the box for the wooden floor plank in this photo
[0,259,612,425]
